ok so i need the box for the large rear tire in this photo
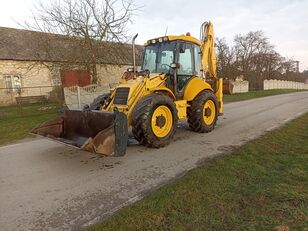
[188,91,218,133]
[132,94,178,148]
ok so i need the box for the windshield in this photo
[142,41,176,74]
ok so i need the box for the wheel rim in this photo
[151,105,173,138]
[203,100,216,125]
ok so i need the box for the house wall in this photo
[96,64,132,85]
[0,60,54,87]
[0,60,56,104]
[0,59,136,105]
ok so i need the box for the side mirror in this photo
[171,63,180,69]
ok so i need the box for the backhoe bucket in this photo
[31,110,128,156]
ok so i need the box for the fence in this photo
[0,86,64,123]
[263,80,308,90]
[64,84,110,110]
[232,81,249,93]
[0,86,64,105]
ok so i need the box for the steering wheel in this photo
[160,64,171,70]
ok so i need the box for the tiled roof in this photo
[0,27,143,65]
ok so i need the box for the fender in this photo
[151,87,176,100]
[183,77,213,101]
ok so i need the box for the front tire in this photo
[188,91,218,133]
[132,94,178,148]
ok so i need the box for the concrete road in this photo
[1,92,308,231]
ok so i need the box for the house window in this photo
[4,75,22,92]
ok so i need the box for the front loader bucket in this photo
[31,110,128,156]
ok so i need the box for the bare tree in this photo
[215,31,303,89]
[233,31,275,88]
[234,31,271,74]
[24,0,138,83]
[216,38,237,80]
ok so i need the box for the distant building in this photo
[0,27,143,104]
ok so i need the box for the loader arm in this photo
[200,21,223,114]
[200,21,217,79]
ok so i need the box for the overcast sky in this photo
[1,0,307,70]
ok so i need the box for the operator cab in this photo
[142,36,203,99]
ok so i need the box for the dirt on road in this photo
[0,92,308,231]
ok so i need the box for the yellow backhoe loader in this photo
[32,21,223,156]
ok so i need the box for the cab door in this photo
[175,42,202,99]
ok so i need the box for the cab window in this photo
[193,45,202,78]
[177,43,194,75]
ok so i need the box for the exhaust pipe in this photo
[132,33,138,78]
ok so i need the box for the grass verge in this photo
[224,89,305,103]
[90,113,308,231]
[0,103,60,145]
